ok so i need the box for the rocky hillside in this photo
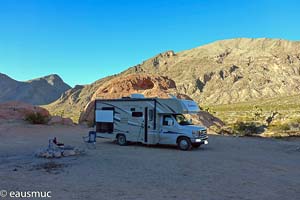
[123,38,300,105]
[46,38,300,125]
[0,73,71,105]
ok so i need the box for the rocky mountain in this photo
[0,73,71,105]
[123,38,300,105]
[46,38,300,124]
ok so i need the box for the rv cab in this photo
[159,114,208,150]
[92,94,208,150]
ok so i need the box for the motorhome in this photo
[92,94,208,150]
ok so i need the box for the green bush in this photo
[232,121,262,136]
[269,123,289,132]
[277,123,291,131]
[25,112,49,124]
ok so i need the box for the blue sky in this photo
[0,0,299,86]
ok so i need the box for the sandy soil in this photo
[0,122,299,200]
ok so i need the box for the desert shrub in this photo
[269,117,300,132]
[232,121,263,136]
[253,105,263,120]
[289,117,300,124]
[25,112,49,124]
[269,123,290,132]
[290,122,300,130]
[265,111,279,126]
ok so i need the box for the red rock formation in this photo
[0,101,74,126]
[0,101,50,121]
[92,74,176,100]
[79,100,95,125]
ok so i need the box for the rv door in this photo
[144,107,148,143]
[158,115,178,144]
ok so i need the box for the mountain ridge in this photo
[123,38,300,104]
[0,73,71,105]
[38,38,300,121]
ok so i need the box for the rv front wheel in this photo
[117,134,127,146]
[177,137,192,151]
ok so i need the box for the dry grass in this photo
[204,95,300,137]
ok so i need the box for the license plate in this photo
[195,139,201,142]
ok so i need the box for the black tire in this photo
[177,137,192,151]
[117,134,127,146]
[192,143,201,148]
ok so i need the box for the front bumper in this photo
[191,137,208,145]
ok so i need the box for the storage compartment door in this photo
[95,110,114,133]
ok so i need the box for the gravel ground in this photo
[0,123,299,200]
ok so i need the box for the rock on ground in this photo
[47,116,74,126]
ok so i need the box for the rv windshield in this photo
[173,114,193,126]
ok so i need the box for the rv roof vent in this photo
[130,93,145,98]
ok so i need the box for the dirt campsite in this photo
[0,122,299,200]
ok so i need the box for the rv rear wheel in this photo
[117,134,127,146]
[177,137,192,151]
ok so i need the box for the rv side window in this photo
[132,112,143,117]
[163,115,172,126]
[149,109,154,121]
[102,107,114,111]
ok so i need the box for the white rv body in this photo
[94,94,208,150]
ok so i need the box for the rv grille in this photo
[198,130,207,138]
